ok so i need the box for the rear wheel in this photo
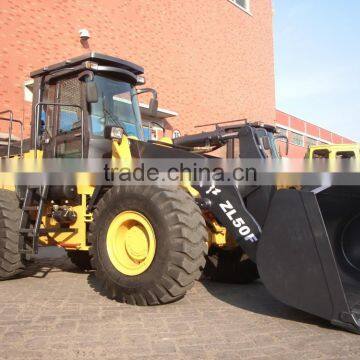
[89,185,208,305]
[0,189,25,279]
[67,250,92,271]
[205,246,259,284]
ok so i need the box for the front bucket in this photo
[257,187,360,334]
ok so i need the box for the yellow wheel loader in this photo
[0,53,359,334]
[307,143,360,159]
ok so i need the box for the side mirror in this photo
[86,81,98,103]
[136,88,158,117]
[275,135,289,157]
[149,98,158,117]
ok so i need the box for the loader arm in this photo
[194,184,261,261]
[173,124,360,334]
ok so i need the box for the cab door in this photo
[42,77,87,158]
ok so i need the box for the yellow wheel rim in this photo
[106,211,156,276]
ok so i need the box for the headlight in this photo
[104,126,124,140]
[136,75,146,85]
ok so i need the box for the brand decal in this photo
[205,185,258,243]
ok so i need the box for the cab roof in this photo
[30,52,144,78]
[310,143,359,151]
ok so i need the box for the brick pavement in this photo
[0,248,359,360]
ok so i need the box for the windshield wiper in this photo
[102,104,128,135]
[102,106,120,126]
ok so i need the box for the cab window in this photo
[89,75,144,140]
[312,149,330,159]
[58,110,80,133]
[336,151,355,159]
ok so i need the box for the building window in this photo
[143,122,163,141]
[172,130,181,139]
[228,0,251,13]
[151,128,159,140]
[277,127,287,137]
[290,131,304,147]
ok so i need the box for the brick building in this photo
[0,0,275,141]
[276,110,355,158]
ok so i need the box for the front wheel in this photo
[89,185,208,305]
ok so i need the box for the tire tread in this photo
[0,190,24,279]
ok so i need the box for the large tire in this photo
[0,189,25,279]
[67,250,92,271]
[89,185,208,305]
[205,246,259,284]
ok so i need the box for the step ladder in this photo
[19,185,49,255]
[19,185,79,254]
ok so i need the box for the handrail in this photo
[0,110,24,157]
[34,102,84,158]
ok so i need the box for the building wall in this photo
[276,110,354,158]
[0,0,275,139]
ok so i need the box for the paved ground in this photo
[0,248,359,360]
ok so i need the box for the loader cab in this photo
[308,144,360,160]
[30,53,150,158]
[225,123,285,159]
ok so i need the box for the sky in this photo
[273,0,360,142]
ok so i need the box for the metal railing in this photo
[34,102,84,159]
[0,110,24,157]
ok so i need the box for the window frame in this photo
[228,0,252,15]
